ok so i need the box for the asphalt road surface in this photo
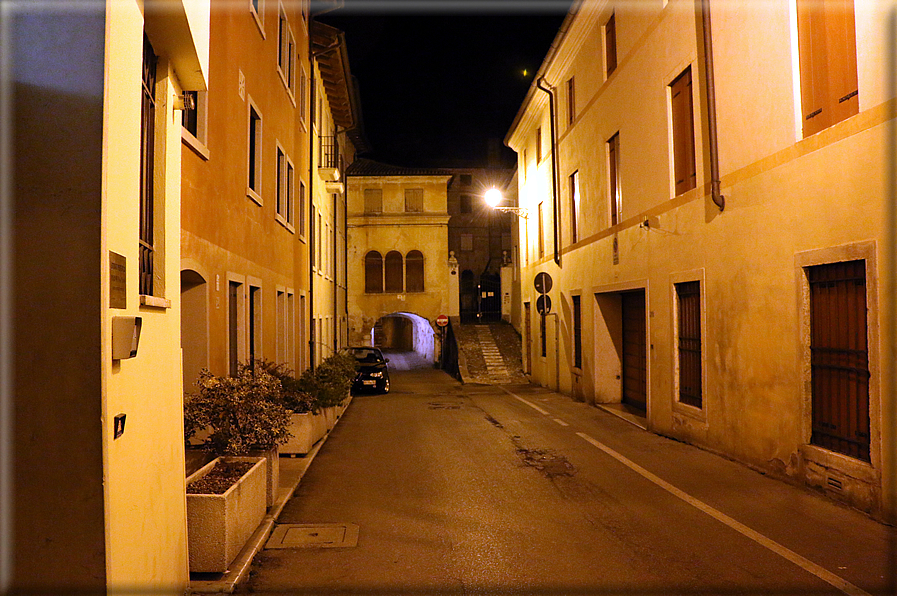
[238,365,894,595]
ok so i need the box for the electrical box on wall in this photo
[112,316,142,360]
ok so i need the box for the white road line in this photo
[575,432,871,596]
[553,418,569,426]
[499,387,550,415]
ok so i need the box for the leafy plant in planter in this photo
[255,359,318,414]
[298,353,356,409]
[184,363,292,455]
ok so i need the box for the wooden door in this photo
[621,291,647,411]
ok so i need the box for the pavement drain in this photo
[265,523,359,549]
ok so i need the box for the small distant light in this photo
[523,69,528,77]
[485,188,503,208]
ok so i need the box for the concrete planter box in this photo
[186,457,266,573]
[280,411,328,456]
[233,446,279,509]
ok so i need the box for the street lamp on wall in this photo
[484,188,529,219]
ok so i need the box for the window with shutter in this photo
[797,0,858,137]
[605,13,617,77]
[364,251,383,293]
[608,132,621,225]
[364,189,382,213]
[385,251,403,293]
[670,67,696,196]
[405,188,423,212]
[406,251,424,292]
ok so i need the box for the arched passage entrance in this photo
[372,311,436,363]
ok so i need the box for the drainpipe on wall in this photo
[308,36,342,370]
[536,76,561,265]
[701,0,725,211]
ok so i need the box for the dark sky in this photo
[319,4,572,168]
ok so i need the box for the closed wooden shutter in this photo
[608,133,620,225]
[364,189,382,213]
[606,13,617,76]
[385,251,403,293]
[573,295,582,369]
[621,291,647,411]
[406,251,424,292]
[797,0,858,137]
[364,251,383,293]
[670,67,696,195]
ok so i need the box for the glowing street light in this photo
[483,187,529,219]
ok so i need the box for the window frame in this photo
[364,251,384,294]
[669,66,696,196]
[364,188,383,214]
[249,0,265,38]
[277,3,296,99]
[247,99,263,204]
[406,250,425,293]
[569,170,580,244]
[566,76,575,125]
[139,33,157,298]
[404,188,424,213]
[605,12,617,77]
[608,132,621,226]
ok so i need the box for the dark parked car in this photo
[341,347,390,393]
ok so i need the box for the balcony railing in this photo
[319,135,340,170]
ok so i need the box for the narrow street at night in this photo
[238,363,893,596]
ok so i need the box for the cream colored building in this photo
[507,0,896,521]
[10,0,209,592]
[346,159,454,361]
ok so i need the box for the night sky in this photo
[319,3,572,168]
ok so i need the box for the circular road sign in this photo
[534,272,553,295]
[436,314,449,327]
[536,294,552,315]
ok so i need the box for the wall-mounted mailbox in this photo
[112,316,142,360]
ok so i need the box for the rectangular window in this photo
[676,281,702,409]
[286,291,294,365]
[278,7,296,94]
[139,34,157,297]
[569,171,580,244]
[670,67,696,196]
[248,103,263,198]
[276,146,294,226]
[405,188,423,212]
[808,260,870,461]
[298,181,307,236]
[460,233,473,252]
[537,202,545,258]
[573,295,582,369]
[540,311,547,358]
[249,285,262,364]
[460,194,472,214]
[364,189,382,214]
[181,90,208,145]
[317,212,322,272]
[536,127,542,163]
[229,281,242,376]
[605,13,617,77]
[276,290,285,362]
[311,206,317,268]
[566,76,575,124]
[608,132,621,225]
[797,0,859,137]
[299,68,308,125]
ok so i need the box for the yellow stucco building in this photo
[346,159,454,361]
[507,0,896,521]
[9,0,209,592]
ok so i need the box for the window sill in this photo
[250,5,265,38]
[247,188,263,206]
[140,295,171,309]
[181,129,210,160]
[277,68,296,106]
[275,214,295,233]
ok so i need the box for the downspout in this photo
[309,36,342,369]
[701,0,724,211]
[536,76,561,265]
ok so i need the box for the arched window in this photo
[385,250,403,293]
[364,251,383,293]
[406,250,424,292]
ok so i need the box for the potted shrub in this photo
[300,353,355,430]
[255,360,326,456]
[185,456,266,573]
[185,364,291,509]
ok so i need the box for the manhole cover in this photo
[265,523,359,549]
